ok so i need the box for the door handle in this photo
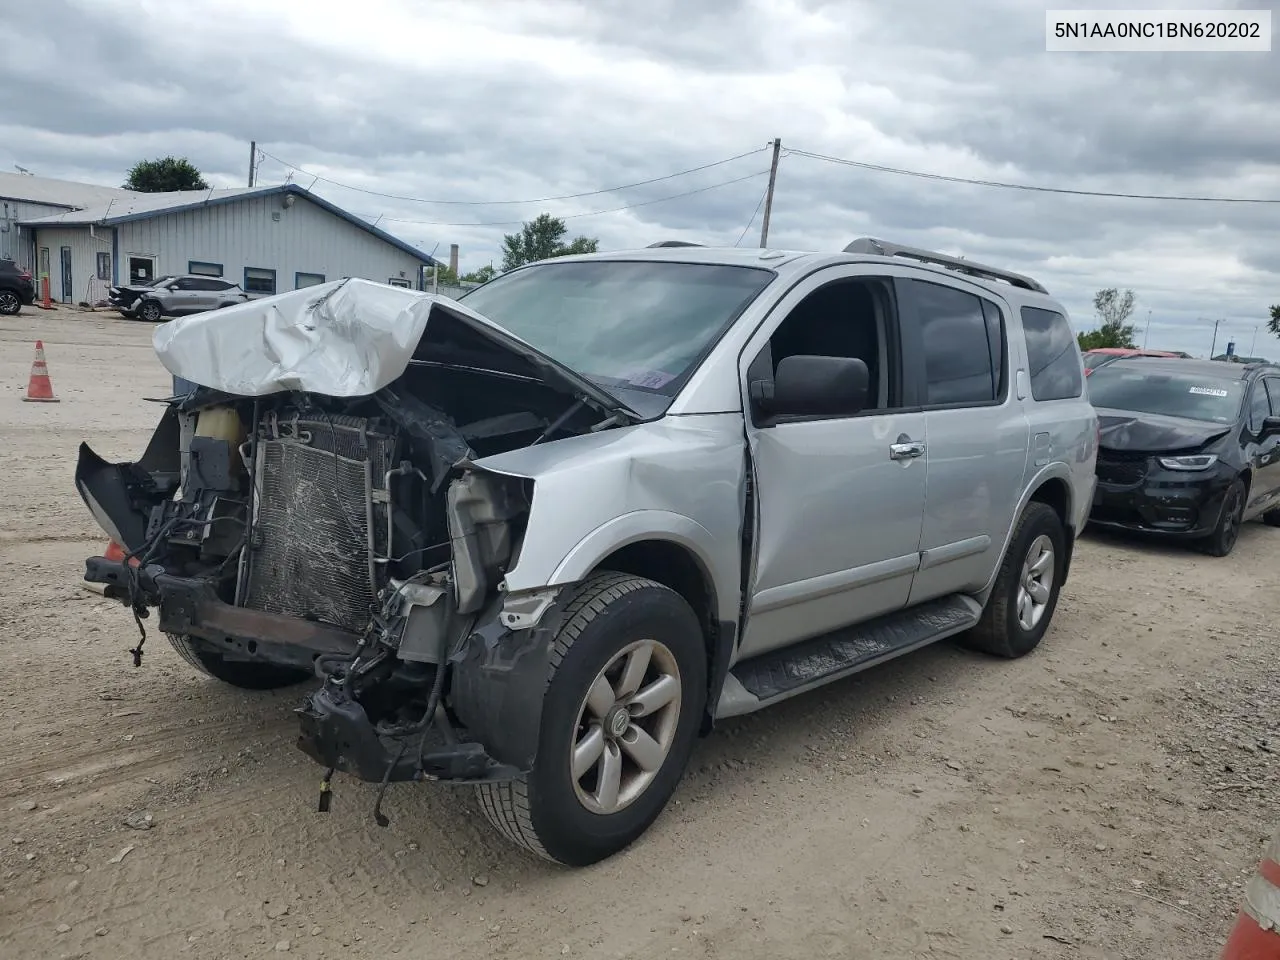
[889,440,926,460]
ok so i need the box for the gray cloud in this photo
[2,0,1277,357]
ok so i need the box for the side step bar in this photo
[715,594,982,718]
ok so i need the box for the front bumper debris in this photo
[85,557,361,670]
[295,683,520,785]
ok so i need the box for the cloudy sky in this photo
[5,0,1278,356]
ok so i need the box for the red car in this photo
[1081,347,1181,376]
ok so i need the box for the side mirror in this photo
[755,355,869,420]
[1262,415,1280,438]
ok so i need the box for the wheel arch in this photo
[588,537,731,734]
[978,465,1077,604]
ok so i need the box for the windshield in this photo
[458,260,775,412]
[1086,364,1245,423]
[1082,351,1118,367]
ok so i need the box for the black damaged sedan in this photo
[1086,357,1280,556]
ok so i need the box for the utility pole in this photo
[247,140,256,187]
[1143,309,1151,348]
[1251,324,1259,356]
[758,138,781,248]
[1209,317,1222,359]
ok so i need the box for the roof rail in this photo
[647,240,703,248]
[843,237,1048,295]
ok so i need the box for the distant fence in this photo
[429,281,482,300]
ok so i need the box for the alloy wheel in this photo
[569,638,682,815]
[1016,534,1055,632]
[0,291,19,315]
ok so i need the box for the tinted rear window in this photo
[1022,307,1083,401]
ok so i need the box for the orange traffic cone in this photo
[37,276,54,310]
[1220,825,1280,959]
[103,540,140,568]
[22,340,58,402]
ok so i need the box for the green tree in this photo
[123,156,209,192]
[463,264,498,284]
[1076,287,1138,350]
[1267,304,1280,338]
[500,213,598,271]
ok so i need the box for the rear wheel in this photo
[963,501,1065,659]
[0,290,21,315]
[166,634,310,690]
[475,573,706,866]
[1199,479,1246,557]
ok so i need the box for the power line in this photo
[789,147,1280,204]
[734,184,770,247]
[255,145,770,206]
[351,169,771,227]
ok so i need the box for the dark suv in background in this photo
[0,259,36,315]
[1088,356,1280,556]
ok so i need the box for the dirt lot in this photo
[1,307,1277,960]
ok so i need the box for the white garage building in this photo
[9,176,438,305]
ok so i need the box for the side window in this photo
[753,277,893,414]
[1247,381,1271,434]
[1265,379,1280,424]
[912,280,1001,406]
[1021,306,1083,401]
[172,277,198,291]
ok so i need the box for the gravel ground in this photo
[0,307,1277,959]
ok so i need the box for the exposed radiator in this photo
[241,414,396,633]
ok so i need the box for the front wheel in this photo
[1199,478,1246,557]
[137,299,163,323]
[475,573,707,866]
[166,634,311,690]
[963,501,1065,659]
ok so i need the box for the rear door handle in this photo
[890,440,926,460]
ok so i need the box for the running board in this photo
[715,594,983,718]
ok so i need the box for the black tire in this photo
[0,290,21,316]
[1263,508,1280,528]
[1199,478,1246,557]
[963,501,1065,659]
[138,299,163,323]
[475,573,707,866]
[166,634,310,690]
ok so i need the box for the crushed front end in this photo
[76,279,631,810]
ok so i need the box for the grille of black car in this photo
[1095,449,1149,486]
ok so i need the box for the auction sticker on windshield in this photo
[1189,386,1229,397]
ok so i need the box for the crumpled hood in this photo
[151,277,633,416]
[1096,407,1232,453]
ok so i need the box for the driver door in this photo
[738,267,927,659]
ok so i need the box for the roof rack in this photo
[646,240,703,248]
[843,237,1048,295]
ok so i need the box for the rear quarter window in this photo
[1021,306,1083,401]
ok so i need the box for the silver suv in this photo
[76,238,1097,866]
[112,274,249,322]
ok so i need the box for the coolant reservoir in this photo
[195,406,244,445]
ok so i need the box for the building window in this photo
[295,272,325,289]
[188,260,223,277]
[96,252,112,281]
[387,277,412,288]
[243,267,277,295]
